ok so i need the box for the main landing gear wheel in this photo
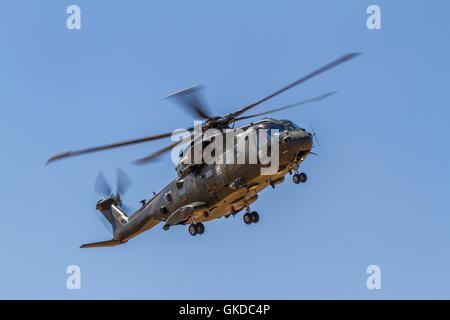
[299,172,307,183]
[196,222,205,235]
[293,172,307,184]
[251,211,259,223]
[188,223,205,236]
[189,224,198,236]
[243,213,252,225]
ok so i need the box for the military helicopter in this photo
[47,53,359,248]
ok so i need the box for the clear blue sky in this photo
[1,1,449,299]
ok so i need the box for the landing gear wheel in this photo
[196,222,205,235]
[189,224,198,236]
[243,213,252,225]
[251,211,259,223]
[162,224,170,231]
[299,172,307,183]
[293,174,301,184]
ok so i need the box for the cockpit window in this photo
[284,121,304,130]
[255,122,286,132]
[253,122,286,144]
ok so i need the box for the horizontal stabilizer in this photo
[80,239,123,248]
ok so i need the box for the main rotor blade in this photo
[134,133,195,164]
[231,53,360,119]
[116,168,132,196]
[95,172,112,196]
[165,86,212,120]
[47,128,193,164]
[233,91,337,122]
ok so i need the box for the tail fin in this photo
[81,202,130,248]
[96,198,129,237]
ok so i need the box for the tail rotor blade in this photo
[97,214,113,233]
[95,172,112,196]
[120,203,134,214]
[116,168,132,196]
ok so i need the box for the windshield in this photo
[255,122,286,132]
[253,122,286,144]
[283,120,304,130]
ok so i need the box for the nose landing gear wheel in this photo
[243,213,252,225]
[293,172,307,184]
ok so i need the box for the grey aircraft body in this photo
[46,53,360,248]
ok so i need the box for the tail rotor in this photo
[94,168,133,233]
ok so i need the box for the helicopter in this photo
[47,53,360,248]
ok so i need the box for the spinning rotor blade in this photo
[231,53,360,119]
[46,128,193,164]
[47,53,359,165]
[97,214,113,233]
[233,91,337,122]
[95,172,112,196]
[94,169,133,233]
[309,123,320,147]
[120,203,134,214]
[165,85,212,120]
[116,167,132,196]
[134,133,195,164]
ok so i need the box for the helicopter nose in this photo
[284,130,313,151]
[306,131,313,147]
[302,131,313,150]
